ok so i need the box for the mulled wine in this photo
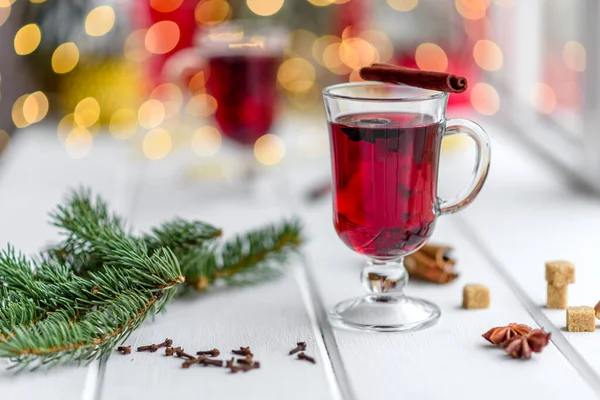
[329,112,443,260]
[205,55,280,146]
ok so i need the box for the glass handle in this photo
[439,118,491,215]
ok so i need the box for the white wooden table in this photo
[1,116,599,400]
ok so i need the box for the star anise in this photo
[504,329,551,360]
[482,323,532,346]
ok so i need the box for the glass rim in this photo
[322,82,449,102]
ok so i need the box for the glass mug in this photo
[322,82,491,332]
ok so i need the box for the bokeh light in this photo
[85,6,115,37]
[563,41,586,72]
[192,126,222,157]
[348,69,364,82]
[124,29,152,62]
[277,58,316,93]
[12,94,30,128]
[306,0,335,6]
[57,113,76,143]
[188,70,208,93]
[339,38,378,70]
[65,128,93,159]
[138,99,166,129]
[0,5,10,27]
[150,83,183,118]
[247,0,284,16]
[145,21,180,54]
[470,82,500,115]
[195,0,231,25]
[254,134,285,166]
[22,91,48,124]
[14,24,41,56]
[74,97,101,128]
[151,0,184,13]
[387,0,418,12]
[360,30,394,63]
[52,42,79,74]
[455,0,488,20]
[415,43,448,72]
[185,93,218,117]
[143,128,172,160]
[531,83,557,114]
[290,29,318,59]
[312,35,340,66]
[109,108,138,140]
[473,40,503,71]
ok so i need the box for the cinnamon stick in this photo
[359,63,468,94]
[405,244,458,284]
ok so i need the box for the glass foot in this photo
[329,294,441,332]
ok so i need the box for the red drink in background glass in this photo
[329,112,443,259]
[205,54,280,146]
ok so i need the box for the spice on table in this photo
[237,354,254,365]
[196,349,220,357]
[297,352,316,364]
[359,63,468,93]
[546,261,575,309]
[201,358,224,367]
[504,329,551,360]
[165,346,181,356]
[462,284,490,309]
[229,362,261,373]
[117,346,131,355]
[231,347,252,356]
[175,349,197,360]
[566,306,596,332]
[137,338,173,353]
[405,244,458,284]
[182,357,202,369]
[288,342,307,355]
[482,323,532,346]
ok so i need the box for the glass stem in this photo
[361,258,408,298]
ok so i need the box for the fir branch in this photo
[144,218,222,255]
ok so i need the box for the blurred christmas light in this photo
[312,35,340,66]
[0,130,8,151]
[339,38,378,70]
[387,0,418,12]
[14,24,41,56]
[11,94,30,128]
[192,126,222,157]
[563,41,586,72]
[151,83,183,118]
[124,29,152,62]
[254,134,285,166]
[277,57,316,93]
[52,42,79,74]
[188,70,208,93]
[143,128,172,160]
[323,43,343,69]
[151,0,184,13]
[138,99,166,129]
[0,4,10,27]
[57,113,76,143]
[306,0,335,6]
[185,93,218,117]
[30,0,47,3]
[531,83,556,115]
[145,21,180,54]
[65,128,93,159]
[470,82,499,115]
[348,69,364,82]
[415,43,448,72]
[360,30,394,63]
[109,108,138,140]
[246,0,284,16]
[85,6,115,37]
[455,0,488,20]
[0,0,15,6]
[473,39,503,71]
[22,91,48,124]
[74,97,101,128]
[195,0,231,25]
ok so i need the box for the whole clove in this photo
[181,356,202,369]
[117,346,131,355]
[231,346,252,356]
[196,349,220,357]
[137,338,173,353]
[236,354,254,365]
[175,349,197,360]
[288,342,307,355]
[201,358,224,367]
[165,346,181,356]
[229,362,261,373]
[297,352,316,364]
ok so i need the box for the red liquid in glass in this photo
[329,112,443,260]
[206,55,280,146]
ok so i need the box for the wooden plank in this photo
[456,121,600,385]
[100,179,336,400]
[0,128,134,400]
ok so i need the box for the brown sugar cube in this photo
[594,301,600,319]
[566,306,596,332]
[545,260,575,286]
[462,284,490,309]
[547,284,568,309]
